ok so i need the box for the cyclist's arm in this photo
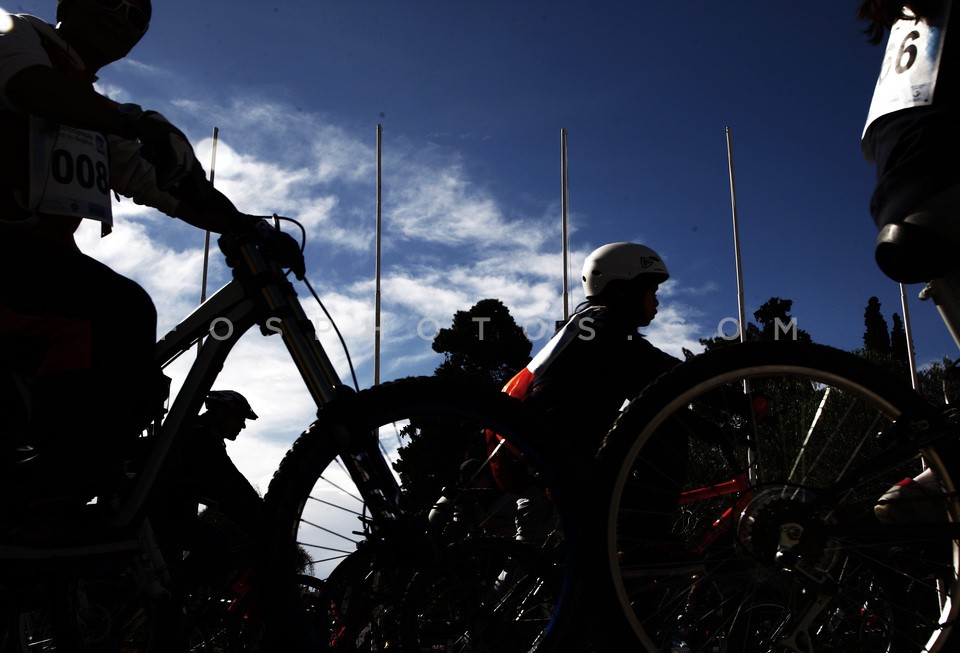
[172,203,234,233]
[205,456,264,532]
[6,69,236,232]
[108,137,235,233]
[4,65,131,134]
[624,336,683,398]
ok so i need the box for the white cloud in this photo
[116,57,171,79]
[77,92,713,495]
[644,305,708,358]
[385,162,549,251]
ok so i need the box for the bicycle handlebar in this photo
[219,214,306,280]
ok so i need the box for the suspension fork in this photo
[342,449,404,529]
[322,419,404,529]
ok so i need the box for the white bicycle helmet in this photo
[581,242,669,297]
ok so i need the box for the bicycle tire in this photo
[587,340,960,653]
[259,377,582,652]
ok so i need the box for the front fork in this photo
[324,417,404,532]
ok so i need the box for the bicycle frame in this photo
[922,271,960,355]
[112,251,343,527]
[676,472,751,557]
[673,428,960,562]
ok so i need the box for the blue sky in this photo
[6,1,958,490]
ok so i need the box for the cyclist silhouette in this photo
[150,389,263,562]
[146,390,263,651]
[489,243,683,542]
[0,0,242,505]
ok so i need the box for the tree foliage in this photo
[392,299,532,512]
[891,313,909,365]
[431,298,533,390]
[699,297,812,351]
[863,296,891,355]
[857,296,918,391]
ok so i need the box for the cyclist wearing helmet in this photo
[148,390,262,649]
[498,242,680,461]
[199,390,260,443]
[153,390,263,547]
[859,0,960,282]
[0,0,240,499]
[488,243,683,542]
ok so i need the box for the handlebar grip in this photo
[218,216,305,279]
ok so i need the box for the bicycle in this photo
[260,382,576,652]
[585,268,960,651]
[0,215,582,652]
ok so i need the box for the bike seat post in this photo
[920,270,960,352]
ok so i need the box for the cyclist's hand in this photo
[263,228,306,279]
[119,104,195,190]
[244,217,306,279]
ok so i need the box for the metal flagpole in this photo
[561,128,570,321]
[899,283,920,390]
[726,126,757,481]
[725,126,747,347]
[200,126,219,306]
[197,127,219,356]
[374,124,383,386]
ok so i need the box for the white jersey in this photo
[0,14,179,225]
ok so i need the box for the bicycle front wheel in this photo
[589,340,960,653]
[260,377,581,652]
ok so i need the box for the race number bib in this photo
[863,0,953,142]
[28,115,113,225]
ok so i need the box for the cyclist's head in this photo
[205,390,258,420]
[204,390,257,441]
[581,242,669,298]
[56,0,152,69]
[581,242,668,328]
[58,0,152,25]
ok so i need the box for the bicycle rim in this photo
[261,377,579,652]
[592,341,960,653]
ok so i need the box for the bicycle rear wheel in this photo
[589,340,960,652]
[260,377,581,652]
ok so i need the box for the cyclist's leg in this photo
[0,234,161,498]
[869,105,960,283]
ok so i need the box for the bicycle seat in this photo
[875,185,960,283]
[876,220,960,284]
